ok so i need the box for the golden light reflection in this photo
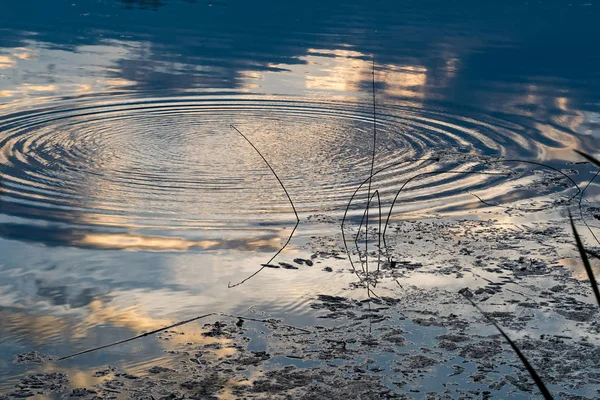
[556,96,569,111]
[218,371,260,400]
[80,300,235,354]
[80,297,236,356]
[0,297,235,351]
[0,84,59,99]
[21,84,58,92]
[104,78,136,88]
[549,96,590,138]
[0,40,138,106]
[37,365,104,392]
[0,90,17,98]
[80,232,220,251]
[77,231,282,252]
[12,47,38,61]
[0,311,65,345]
[1,297,248,396]
[0,55,16,69]
[242,47,434,101]
[379,65,427,99]
[80,299,172,336]
[559,257,600,281]
[304,48,367,92]
[496,83,591,160]
[25,346,256,400]
[304,48,429,99]
[74,83,93,94]
[535,121,581,161]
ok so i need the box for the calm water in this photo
[0,0,599,390]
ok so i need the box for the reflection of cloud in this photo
[0,296,232,349]
[304,48,367,92]
[0,301,166,345]
[0,85,58,98]
[104,78,136,87]
[83,231,283,252]
[0,223,282,252]
[12,48,37,61]
[0,310,66,345]
[245,48,431,100]
[0,296,239,393]
[560,257,600,281]
[477,82,594,159]
[1,47,39,66]
[81,233,221,251]
[82,299,173,335]
[0,39,138,103]
[20,84,57,92]
[380,65,427,99]
[0,0,597,121]
[0,90,17,98]
[0,55,16,69]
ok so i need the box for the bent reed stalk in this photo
[227,124,300,288]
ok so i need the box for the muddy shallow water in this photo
[1,0,599,398]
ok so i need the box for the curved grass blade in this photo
[569,211,600,307]
[228,125,300,288]
[462,295,553,400]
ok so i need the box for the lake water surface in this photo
[1,0,599,394]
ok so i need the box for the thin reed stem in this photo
[58,313,217,360]
[341,157,440,279]
[365,56,378,280]
[354,190,382,278]
[57,311,312,361]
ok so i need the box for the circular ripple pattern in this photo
[0,95,578,233]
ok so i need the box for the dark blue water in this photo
[0,0,599,393]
